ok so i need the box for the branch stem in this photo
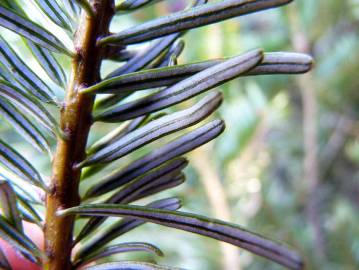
[44,1,114,269]
[288,4,326,266]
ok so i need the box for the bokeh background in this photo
[0,0,358,269]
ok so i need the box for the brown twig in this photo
[191,145,241,270]
[288,4,326,265]
[43,1,114,269]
